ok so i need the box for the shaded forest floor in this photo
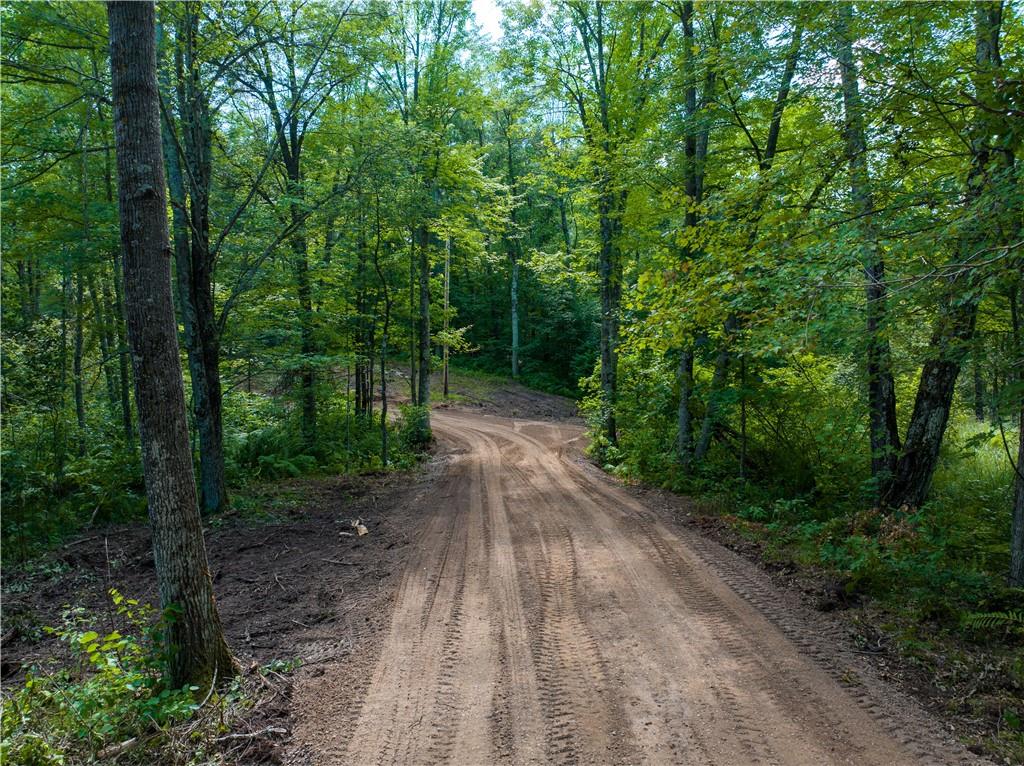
[2,372,1020,763]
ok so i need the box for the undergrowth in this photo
[581,356,1024,761]
[1,385,430,563]
[0,591,277,766]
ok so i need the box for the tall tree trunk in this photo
[505,127,521,379]
[1012,395,1024,587]
[675,0,704,464]
[694,340,731,464]
[112,248,135,443]
[57,254,70,478]
[409,228,417,405]
[17,260,33,328]
[101,99,135,445]
[990,362,1001,423]
[368,307,376,414]
[885,2,1008,508]
[442,239,450,397]
[171,11,229,513]
[1010,283,1023,586]
[559,197,574,256]
[510,251,519,379]
[597,185,619,445]
[973,359,987,421]
[75,102,92,454]
[690,15,799,467]
[676,350,694,463]
[417,223,431,408]
[837,2,900,492]
[355,227,368,416]
[293,192,316,445]
[88,276,119,420]
[372,198,391,466]
[106,0,234,689]
[73,273,87,453]
[443,237,450,398]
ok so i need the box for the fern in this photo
[961,610,1024,634]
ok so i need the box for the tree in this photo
[885,1,1015,508]
[157,3,229,514]
[514,0,672,445]
[836,2,899,494]
[106,0,234,688]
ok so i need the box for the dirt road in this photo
[294,408,979,765]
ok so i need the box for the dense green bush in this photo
[1,417,144,562]
[1,379,426,561]
[225,387,426,484]
[397,404,432,450]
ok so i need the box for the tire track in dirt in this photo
[486,424,783,765]
[294,408,990,766]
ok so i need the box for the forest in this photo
[1,0,1022,764]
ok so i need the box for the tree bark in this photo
[1009,283,1023,586]
[1012,387,1024,587]
[158,15,228,513]
[885,2,1008,508]
[372,196,392,466]
[179,10,228,512]
[510,252,519,379]
[293,194,316,445]
[676,350,694,463]
[106,0,234,689]
[675,0,708,465]
[443,237,450,398]
[111,248,135,443]
[837,2,900,492]
[87,275,119,420]
[973,360,987,421]
[694,338,731,464]
[73,273,87,453]
[417,223,431,407]
[597,184,620,445]
[409,228,417,405]
[505,124,521,379]
[1007,274,1024,585]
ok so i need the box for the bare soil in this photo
[2,382,998,765]
[288,407,991,766]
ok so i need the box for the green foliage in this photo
[226,387,425,482]
[229,425,317,482]
[0,591,198,764]
[961,610,1024,637]
[397,404,433,451]
[1,419,144,562]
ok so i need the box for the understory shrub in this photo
[0,591,215,765]
[397,404,432,450]
[1,417,144,563]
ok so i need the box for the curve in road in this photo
[297,409,980,766]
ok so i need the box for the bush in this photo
[1,431,144,563]
[0,591,200,765]
[228,425,317,482]
[397,404,432,450]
